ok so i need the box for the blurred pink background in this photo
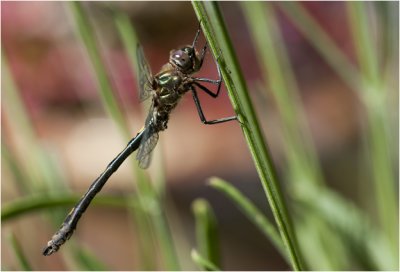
[2,2,397,270]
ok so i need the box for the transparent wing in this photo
[136,44,153,101]
[136,105,159,169]
[136,129,159,169]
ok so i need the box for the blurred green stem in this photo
[192,198,220,268]
[347,2,398,256]
[278,1,398,260]
[191,249,220,271]
[74,248,109,271]
[2,54,54,192]
[241,2,324,190]
[9,233,33,271]
[278,2,364,91]
[69,2,129,136]
[192,2,304,270]
[2,194,131,221]
[209,177,287,260]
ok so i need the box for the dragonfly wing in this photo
[136,130,159,169]
[138,148,153,169]
[136,44,153,101]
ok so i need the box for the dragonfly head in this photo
[170,46,198,73]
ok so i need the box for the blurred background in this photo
[2,2,398,270]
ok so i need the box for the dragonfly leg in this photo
[193,81,221,98]
[190,86,237,125]
[193,52,222,83]
[199,42,207,68]
[192,22,202,49]
[195,20,207,69]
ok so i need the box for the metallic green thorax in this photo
[147,45,201,133]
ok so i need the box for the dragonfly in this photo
[43,23,237,256]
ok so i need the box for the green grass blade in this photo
[192,198,220,268]
[191,249,220,271]
[192,2,304,270]
[2,54,37,155]
[9,233,33,271]
[347,2,380,86]
[112,8,140,81]
[209,177,287,260]
[2,54,59,192]
[128,199,158,270]
[277,2,364,92]
[149,203,180,270]
[69,2,129,137]
[73,247,109,271]
[2,194,130,221]
[3,45,79,270]
[347,2,398,258]
[295,215,349,270]
[297,186,396,270]
[2,140,31,194]
[240,2,341,268]
[241,2,324,189]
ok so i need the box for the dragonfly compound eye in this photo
[170,49,192,71]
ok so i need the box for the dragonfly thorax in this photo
[156,71,183,91]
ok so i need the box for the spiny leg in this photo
[193,23,220,84]
[193,81,221,98]
[190,27,235,123]
[195,48,222,81]
[192,57,222,96]
[193,20,207,69]
[192,21,202,49]
[190,86,237,125]
[198,42,207,68]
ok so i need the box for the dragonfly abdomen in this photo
[152,101,178,132]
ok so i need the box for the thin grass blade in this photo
[2,194,130,222]
[209,177,287,260]
[9,233,33,271]
[191,249,220,271]
[192,2,304,270]
[69,2,129,137]
[74,247,109,271]
[347,2,398,259]
[192,198,220,268]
